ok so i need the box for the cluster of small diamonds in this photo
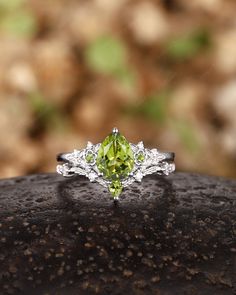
[57,141,175,189]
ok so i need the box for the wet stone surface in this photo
[0,172,235,295]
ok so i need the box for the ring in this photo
[56,128,175,200]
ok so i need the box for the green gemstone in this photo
[85,151,95,163]
[136,152,145,162]
[109,180,123,197]
[96,131,134,197]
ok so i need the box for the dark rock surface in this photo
[0,172,235,295]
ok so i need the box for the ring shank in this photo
[161,152,175,162]
[57,153,71,162]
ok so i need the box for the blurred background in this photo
[0,0,236,179]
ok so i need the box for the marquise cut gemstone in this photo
[108,180,123,197]
[96,131,134,197]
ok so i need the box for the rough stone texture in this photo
[0,172,235,295]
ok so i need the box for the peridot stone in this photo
[85,151,95,163]
[109,180,123,197]
[96,131,134,197]
[136,152,145,162]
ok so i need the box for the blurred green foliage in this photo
[171,119,200,153]
[0,11,36,37]
[166,29,211,61]
[85,36,136,91]
[126,91,169,124]
[0,0,37,37]
[126,91,200,153]
[0,0,23,11]
[28,93,66,132]
[115,67,136,93]
[29,92,56,120]
[85,36,126,74]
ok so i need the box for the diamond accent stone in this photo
[135,171,143,182]
[88,171,97,181]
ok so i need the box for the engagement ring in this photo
[56,128,175,199]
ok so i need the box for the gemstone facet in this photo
[96,131,134,197]
[108,180,123,197]
[136,151,145,163]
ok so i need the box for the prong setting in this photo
[86,141,93,148]
[112,127,119,134]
